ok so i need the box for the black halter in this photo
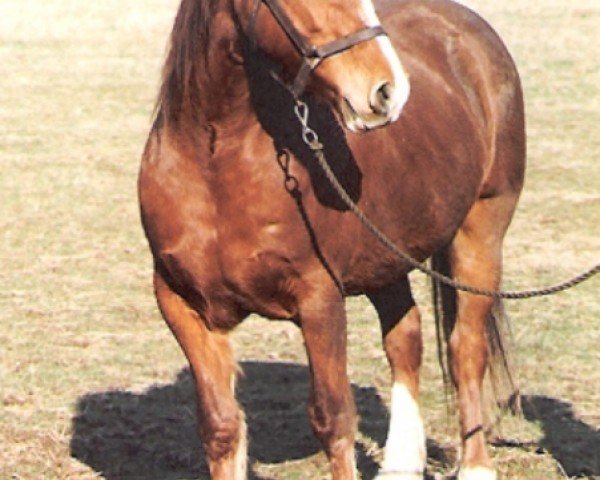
[250,0,387,98]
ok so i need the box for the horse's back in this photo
[381,0,515,58]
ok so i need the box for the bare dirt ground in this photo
[0,0,598,479]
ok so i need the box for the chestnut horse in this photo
[138,0,525,478]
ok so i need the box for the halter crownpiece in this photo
[250,0,387,98]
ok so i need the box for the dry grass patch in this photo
[0,0,598,479]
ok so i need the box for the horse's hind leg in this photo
[154,271,247,480]
[367,278,426,480]
[442,195,519,480]
[299,278,357,480]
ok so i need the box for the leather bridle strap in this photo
[251,0,387,97]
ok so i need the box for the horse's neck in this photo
[161,50,258,162]
[163,33,294,162]
[186,41,303,162]
[199,58,254,126]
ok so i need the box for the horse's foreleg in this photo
[154,271,247,480]
[299,283,357,480]
[448,197,517,480]
[368,279,425,480]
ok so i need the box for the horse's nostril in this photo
[370,81,395,115]
[379,82,392,101]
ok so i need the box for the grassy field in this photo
[0,0,598,478]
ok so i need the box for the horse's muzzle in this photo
[341,77,410,133]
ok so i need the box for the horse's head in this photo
[236,0,410,132]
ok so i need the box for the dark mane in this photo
[157,0,216,123]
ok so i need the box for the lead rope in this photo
[293,99,600,299]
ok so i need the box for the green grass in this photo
[1,0,598,479]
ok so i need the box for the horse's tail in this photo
[431,249,521,426]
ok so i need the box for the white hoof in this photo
[458,466,497,480]
[374,471,424,480]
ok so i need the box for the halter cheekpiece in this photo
[250,0,387,98]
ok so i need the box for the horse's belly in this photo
[340,214,458,295]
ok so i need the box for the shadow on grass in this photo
[71,361,451,479]
[521,395,600,477]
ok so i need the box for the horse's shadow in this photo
[520,395,600,477]
[70,362,600,479]
[71,361,452,480]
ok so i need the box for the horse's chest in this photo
[162,163,311,321]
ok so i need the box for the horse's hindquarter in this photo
[384,0,526,196]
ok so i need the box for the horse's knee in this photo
[309,394,357,480]
[308,390,356,449]
[200,409,248,480]
[201,410,246,461]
